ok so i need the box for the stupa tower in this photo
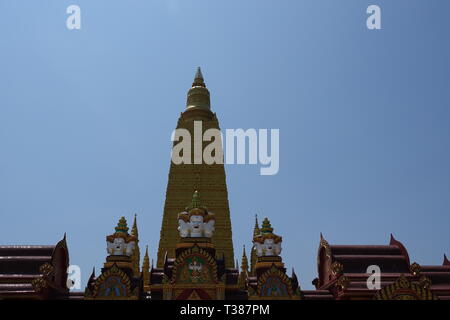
[156,68,235,268]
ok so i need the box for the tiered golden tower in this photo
[156,68,235,268]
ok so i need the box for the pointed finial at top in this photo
[131,214,139,238]
[192,67,206,87]
[243,245,246,255]
[143,245,150,268]
[444,254,450,266]
[186,190,203,210]
[186,67,210,109]
[253,214,261,237]
[87,267,96,284]
[115,216,129,234]
[261,217,274,235]
[195,67,203,80]
[241,245,248,270]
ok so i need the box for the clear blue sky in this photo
[1,0,449,290]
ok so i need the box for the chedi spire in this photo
[186,67,210,110]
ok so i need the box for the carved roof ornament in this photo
[106,217,137,256]
[32,277,48,293]
[331,261,344,277]
[254,264,299,299]
[410,262,421,276]
[319,233,332,259]
[89,264,134,299]
[253,218,282,244]
[106,217,136,243]
[336,275,350,291]
[419,275,432,289]
[374,274,438,300]
[316,233,333,284]
[171,245,218,284]
[178,191,216,238]
[31,262,56,293]
[39,263,54,278]
[390,234,411,266]
[253,218,282,257]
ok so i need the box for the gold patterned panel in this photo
[251,264,300,300]
[86,264,138,300]
[374,275,438,300]
[171,245,218,285]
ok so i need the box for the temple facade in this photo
[1,68,450,300]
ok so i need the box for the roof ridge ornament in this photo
[444,254,450,266]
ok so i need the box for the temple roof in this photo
[314,234,450,300]
[0,245,57,275]
[0,237,69,299]
[319,234,410,276]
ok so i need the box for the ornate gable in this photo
[86,264,138,300]
[171,245,218,285]
[251,264,300,300]
[375,275,438,300]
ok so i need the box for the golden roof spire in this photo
[131,214,140,277]
[253,214,260,237]
[142,245,150,287]
[250,215,260,276]
[241,245,249,271]
[131,213,138,238]
[193,67,205,87]
[143,246,150,268]
[238,245,249,289]
[186,67,210,110]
